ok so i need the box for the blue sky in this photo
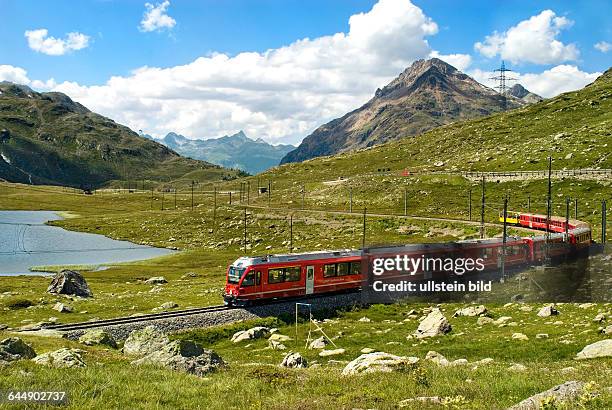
[0,0,610,144]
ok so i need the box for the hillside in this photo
[266,67,611,182]
[509,84,543,104]
[281,58,522,164]
[154,131,295,174]
[0,82,237,187]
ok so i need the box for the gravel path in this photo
[63,292,364,341]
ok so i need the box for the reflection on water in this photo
[0,211,175,275]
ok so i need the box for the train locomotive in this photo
[223,211,591,306]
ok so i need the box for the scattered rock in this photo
[360,348,375,354]
[450,359,468,366]
[536,333,549,339]
[32,348,85,368]
[78,329,117,348]
[358,316,371,322]
[601,325,612,335]
[52,302,72,313]
[494,316,512,325]
[47,270,93,298]
[144,276,167,285]
[123,326,170,356]
[342,352,419,376]
[231,327,271,343]
[268,334,292,343]
[153,301,178,311]
[576,339,612,359]
[309,336,329,349]
[537,304,559,317]
[0,337,36,363]
[519,306,533,312]
[181,272,199,279]
[512,333,529,341]
[454,305,487,317]
[281,352,307,368]
[269,340,286,350]
[319,348,345,357]
[508,363,527,372]
[510,294,524,302]
[477,316,494,325]
[473,358,494,366]
[413,309,451,338]
[425,351,450,366]
[508,381,584,410]
[593,313,606,323]
[132,340,225,377]
[578,303,596,309]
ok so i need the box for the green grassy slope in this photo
[0,82,240,188]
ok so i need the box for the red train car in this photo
[223,250,362,306]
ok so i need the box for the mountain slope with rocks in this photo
[508,84,543,104]
[153,131,295,175]
[0,82,234,187]
[281,58,523,164]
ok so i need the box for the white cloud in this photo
[24,29,90,56]
[428,51,472,71]
[0,65,30,84]
[594,41,611,53]
[139,1,176,32]
[52,0,439,144]
[474,10,579,65]
[470,65,600,98]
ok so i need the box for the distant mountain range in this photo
[0,82,234,188]
[146,131,295,175]
[508,83,543,104]
[281,58,536,164]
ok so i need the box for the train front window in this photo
[228,266,245,284]
[242,271,255,286]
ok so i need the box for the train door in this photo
[305,265,315,294]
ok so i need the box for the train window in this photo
[350,262,361,275]
[337,262,350,276]
[256,271,261,285]
[323,264,336,277]
[242,271,255,286]
[285,267,301,282]
[268,268,284,284]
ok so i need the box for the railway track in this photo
[26,304,233,333]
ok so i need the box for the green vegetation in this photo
[0,82,242,188]
[1,303,610,409]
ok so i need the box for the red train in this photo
[223,211,592,305]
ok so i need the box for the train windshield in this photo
[228,266,245,284]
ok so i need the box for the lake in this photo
[0,210,175,275]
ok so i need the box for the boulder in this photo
[231,327,270,343]
[360,347,375,354]
[537,304,559,317]
[593,313,606,323]
[123,326,170,356]
[268,340,286,350]
[309,336,329,349]
[32,348,85,368]
[413,309,451,338]
[477,316,494,325]
[53,302,73,313]
[153,301,178,311]
[358,316,371,322]
[508,381,584,410]
[144,276,167,285]
[319,348,345,357]
[508,363,527,372]
[601,325,612,335]
[342,352,419,376]
[132,340,225,377]
[47,270,93,298]
[78,329,117,348]
[512,333,529,341]
[424,351,449,366]
[575,339,612,359]
[268,333,292,342]
[453,305,487,317]
[281,352,307,368]
[0,337,36,363]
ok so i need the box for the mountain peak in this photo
[508,84,543,103]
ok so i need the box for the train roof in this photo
[231,249,361,266]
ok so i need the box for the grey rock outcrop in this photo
[508,381,584,409]
[231,327,270,343]
[342,352,419,376]
[132,340,225,377]
[454,305,487,317]
[144,276,167,285]
[78,329,117,348]
[575,339,612,359]
[0,337,36,363]
[122,326,170,356]
[413,309,451,338]
[281,352,307,368]
[32,348,86,368]
[47,270,93,298]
